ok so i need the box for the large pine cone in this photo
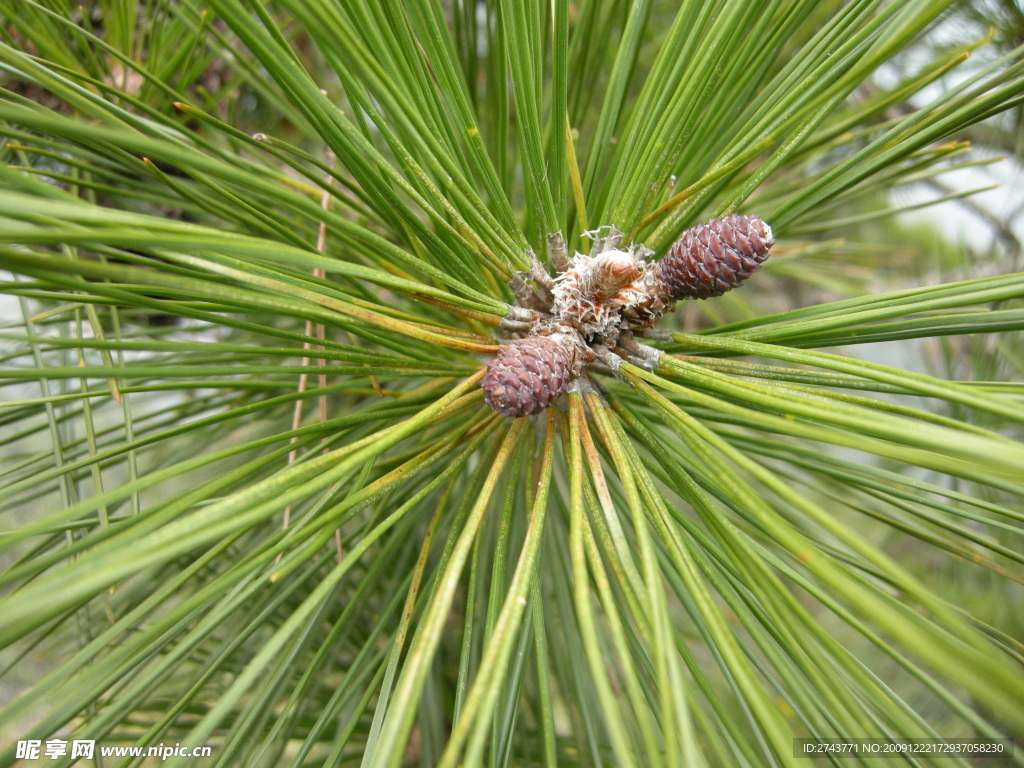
[652,213,774,300]
[482,336,571,418]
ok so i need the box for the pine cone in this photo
[652,213,774,300]
[482,336,572,418]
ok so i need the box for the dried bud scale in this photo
[579,251,644,301]
[551,251,636,341]
[484,215,775,417]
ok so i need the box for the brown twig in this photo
[281,154,344,564]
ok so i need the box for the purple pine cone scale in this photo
[482,336,571,418]
[653,213,774,301]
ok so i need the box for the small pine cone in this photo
[482,336,572,418]
[652,214,774,301]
